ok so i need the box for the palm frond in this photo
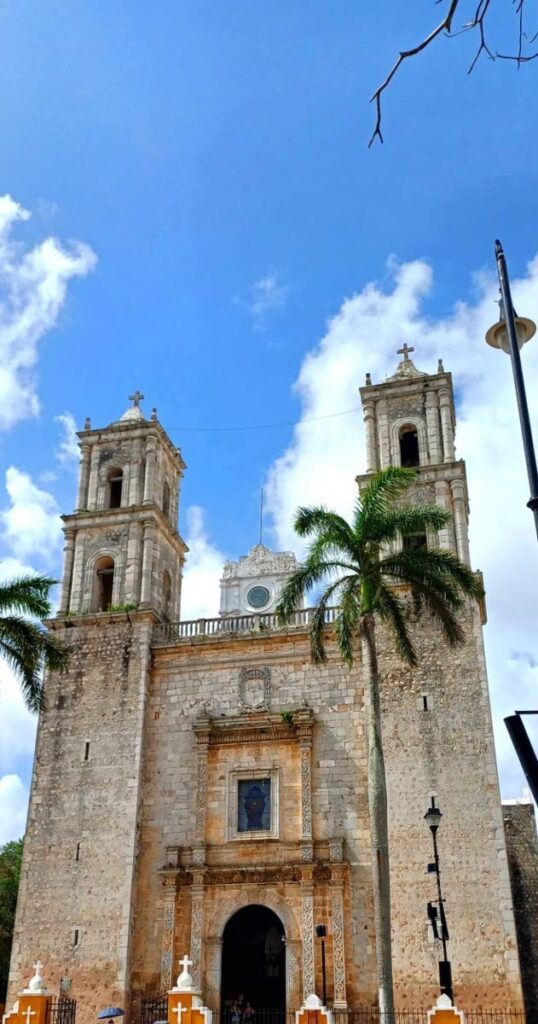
[308,574,357,663]
[407,580,466,645]
[366,503,451,545]
[381,547,483,601]
[0,575,58,617]
[294,507,360,564]
[376,582,417,665]
[334,576,362,665]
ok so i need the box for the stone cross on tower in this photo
[397,343,414,361]
[128,390,144,408]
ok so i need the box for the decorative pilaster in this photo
[139,521,155,607]
[363,401,377,474]
[193,716,210,864]
[87,444,101,509]
[425,392,442,465]
[59,529,76,614]
[128,437,143,505]
[434,480,455,553]
[190,872,205,990]
[450,479,470,566]
[439,389,455,463]
[76,444,91,511]
[160,878,177,991]
[143,435,157,504]
[330,867,347,1008]
[301,870,315,999]
[125,520,144,605]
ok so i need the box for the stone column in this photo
[330,866,347,1009]
[377,399,390,468]
[298,721,313,863]
[193,717,211,864]
[439,389,455,463]
[190,871,205,990]
[160,877,177,991]
[58,529,76,614]
[205,937,223,1010]
[87,445,101,509]
[425,392,441,466]
[363,401,377,474]
[434,480,456,552]
[129,437,143,506]
[139,521,155,607]
[69,540,85,613]
[76,444,91,511]
[301,869,315,999]
[143,436,157,505]
[125,521,143,605]
[450,478,470,566]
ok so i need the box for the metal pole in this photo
[430,827,454,1004]
[321,937,327,1007]
[495,239,538,538]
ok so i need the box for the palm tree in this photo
[0,574,67,713]
[276,466,483,1018]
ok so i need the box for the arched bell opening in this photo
[220,905,286,1016]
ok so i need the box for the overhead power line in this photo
[168,406,361,434]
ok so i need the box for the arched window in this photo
[94,556,114,611]
[403,533,427,552]
[399,426,420,467]
[163,481,170,518]
[107,468,123,509]
[162,570,171,620]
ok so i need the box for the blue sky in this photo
[1,1,538,838]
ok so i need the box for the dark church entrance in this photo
[221,905,286,1017]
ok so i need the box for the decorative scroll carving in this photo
[300,743,312,839]
[193,717,210,845]
[301,892,315,999]
[331,886,347,1007]
[238,667,271,712]
[190,881,204,990]
[160,884,176,991]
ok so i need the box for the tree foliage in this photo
[0,575,67,713]
[0,838,23,1004]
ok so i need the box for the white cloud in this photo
[265,256,538,797]
[0,193,96,431]
[55,412,79,468]
[181,505,226,620]
[0,774,29,844]
[241,272,287,332]
[0,467,62,562]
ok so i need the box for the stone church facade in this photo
[7,356,524,1021]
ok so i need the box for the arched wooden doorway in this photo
[221,905,286,1014]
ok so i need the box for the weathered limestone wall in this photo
[7,613,154,1020]
[502,802,538,1021]
[130,605,522,1013]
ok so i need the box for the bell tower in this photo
[358,345,471,565]
[59,392,187,620]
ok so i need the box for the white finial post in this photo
[25,960,47,993]
[175,954,194,991]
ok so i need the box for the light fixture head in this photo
[424,805,442,831]
[485,309,536,355]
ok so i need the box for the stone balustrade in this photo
[153,607,338,644]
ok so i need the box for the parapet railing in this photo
[153,606,338,644]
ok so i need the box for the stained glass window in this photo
[237,778,271,832]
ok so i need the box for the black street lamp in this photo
[424,798,454,1005]
[485,240,538,538]
[315,924,327,1006]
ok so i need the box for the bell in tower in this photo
[58,391,188,620]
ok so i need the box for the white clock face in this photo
[247,585,270,609]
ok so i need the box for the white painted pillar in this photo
[76,445,91,511]
[58,529,76,614]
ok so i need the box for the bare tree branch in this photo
[369,0,538,147]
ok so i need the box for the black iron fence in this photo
[137,1005,528,1024]
[45,998,76,1024]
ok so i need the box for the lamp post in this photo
[485,240,538,538]
[424,799,454,1005]
[315,924,327,1006]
